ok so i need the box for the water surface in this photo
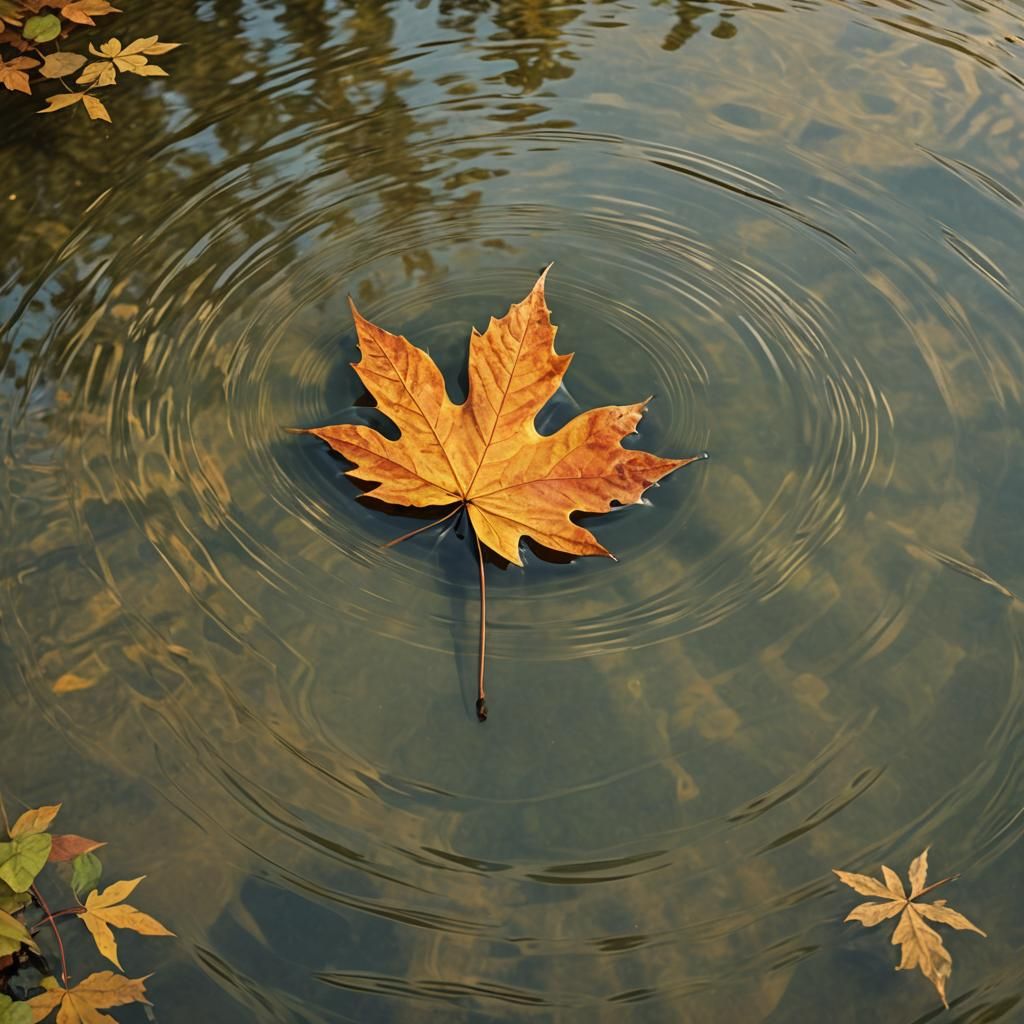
[2,0,1023,1020]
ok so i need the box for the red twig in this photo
[474,532,487,721]
[31,883,69,987]
[29,907,84,934]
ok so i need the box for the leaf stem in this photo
[381,506,461,549]
[31,883,69,987]
[29,908,84,934]
[475,532,487,721]
[915,874,958,899]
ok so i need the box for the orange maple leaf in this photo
[293,267,704,717]
[296,267,703,565]
[0,55,38,94]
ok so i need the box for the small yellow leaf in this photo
[88,877,144,909]
[118,36,157,56]
[10,804,61,838]
[831,869,892,900]
[112,53,146,71]
[141,40,181,56]
[82,95,111,122]
[77,60,117,87]
[846,899,904,928]
[881,865,905,899]
[129,64,168,77]
[81,878,173,969]
[37,92,86,114]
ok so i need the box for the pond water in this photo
[2,0,1023,1020]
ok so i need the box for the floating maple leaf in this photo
[293,267,705,717]
[27,971,149,1024]
[79,876,174,969]
[834,847,986,1006]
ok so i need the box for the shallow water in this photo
[2,0,1023,1020]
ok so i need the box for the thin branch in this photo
[31,883,69,987]
[381,506,461,549]
[0,794,9,834]
[915,875,958,899]
[28,907,84,931]
[475,532,487,721]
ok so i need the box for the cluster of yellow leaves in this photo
[0,0,178,122]
[36,35,179,122]
[0,800,173,1024]
[834,847,986,1007]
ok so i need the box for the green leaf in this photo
[71,852,102,899]
[22,13,61,42]
[0,835,52,892]
[0,907,38,956]
[0,994,31,1024]
[0,881,30,915]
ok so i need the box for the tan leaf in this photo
[834,848,986,1007]
[37,91,85,113]
[117,35,157,56]
[140,39,180,56]
[87,40,116,57]
[893,906,952,1004]
[126,63,167,77]
[10,804,61,838]
[915,900,987,935]
[82,94,110,122]
[76,60,116,87]
[908,847,929,897]
[81,878,173,969]
[48,834,105,862]
[39,52,87,79]
[831,869,893,901]
[58,0,121,26]
[26,971,149,1024]
[52,673,95,694]
[112,53,146,71]
[881,865,905,899]
[0,55,39,95]
[845,899,904,928]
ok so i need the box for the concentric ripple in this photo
[2,0,1023,1020]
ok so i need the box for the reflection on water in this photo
[2,0,1023,1021]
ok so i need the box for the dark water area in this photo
[2,0,1023,1020]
